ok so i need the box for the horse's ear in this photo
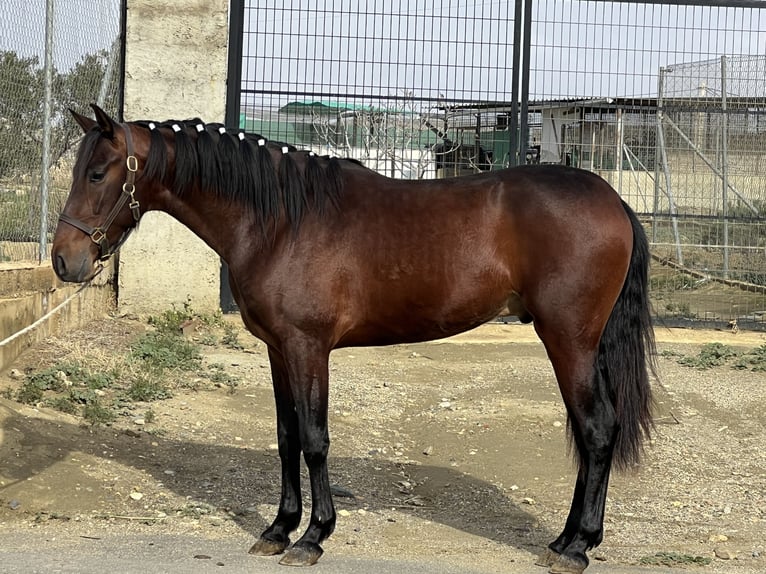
[89,103,116,139]
[69,108,98,133]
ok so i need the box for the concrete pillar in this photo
[120,0,229,315]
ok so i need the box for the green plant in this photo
[126,375,172,402]
[221,323,244,350]
[16,367,69,404]
[207,363,240,394]
[44,396,79,415]
[130,332,201,372]
[148,301,223,335]
[82,400,116,426]
[733,344,766,371]
[678,343,738,369]
[639,552,711,567]
[144,409,156,423]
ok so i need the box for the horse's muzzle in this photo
[52,249,95,283]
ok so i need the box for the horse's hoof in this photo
[249,537,289,556]
[536,548,560,567]
[278,542,323,566]
[549,554,587,574]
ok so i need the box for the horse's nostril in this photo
[55,254,67,278]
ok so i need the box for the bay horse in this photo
[52,104,655,574]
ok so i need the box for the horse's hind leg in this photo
[534,322,617,574]
[250,347,303,556]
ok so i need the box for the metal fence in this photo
[0,0,123,263]
[232,0,766,330]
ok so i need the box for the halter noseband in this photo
[58,123,141,261]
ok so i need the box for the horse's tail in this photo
[599,200,656,470]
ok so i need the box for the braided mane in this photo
[133,119,350,232]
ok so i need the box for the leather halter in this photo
[58,123,141,261]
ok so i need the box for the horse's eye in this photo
[90,171,105,183]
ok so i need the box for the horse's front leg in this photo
[250,347,303,556]
[278,337,335,566]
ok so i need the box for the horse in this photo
[52,104,655,574]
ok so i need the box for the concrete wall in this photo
[598,170,766,215]
[119,0,229,315]
[0,263,114,372]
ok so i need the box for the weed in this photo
[16,367,68,404]
[660,349,684,358]
[130,332,201,372]
[82,400,116,426]
[127,375,172,402]
[148,301,223,335]
[639,552,711,567]
[678,342,738,369]
[199,333,218,346]
[83,371,117,390]
[144,409,156,423]
[733,344,766,372]
[207,363,240,394]
[221,323,244,350]
[44,396,79,415]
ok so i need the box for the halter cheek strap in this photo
[58,123,141,261]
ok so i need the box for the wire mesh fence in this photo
[234,0,766,330]
[0,0,123,263]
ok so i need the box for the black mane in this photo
[132,119,351,232]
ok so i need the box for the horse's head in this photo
[52,105,143,282]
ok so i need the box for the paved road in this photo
[0,531,673,574]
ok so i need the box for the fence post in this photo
[721,55,729,279]
[655,66,684,265]
[39,0,55,264]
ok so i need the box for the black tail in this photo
[598,201,656,469]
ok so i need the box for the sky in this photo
[2,0,763,108]
[0,0,121,71]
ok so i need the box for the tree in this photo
[0,48,119,180]
[0,51,46,178]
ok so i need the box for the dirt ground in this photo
[0,316,764,573]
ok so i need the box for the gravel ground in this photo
[0,318,764,573]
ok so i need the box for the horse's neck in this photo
[154,187,255,263]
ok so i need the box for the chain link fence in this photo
[0,0,123,263]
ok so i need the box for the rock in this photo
[133,418,145,425]
[714,547,735,560]
[8,500,20,510]
[423,446,433,455]
[9,369,23,380]
[330,484,355,498]
[164,469,176,476]
[129,492,143,501]
[338,509,351,517]
[708,534,729,543]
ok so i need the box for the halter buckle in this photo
[126,155,138,172]
[90,228,106,246]
[129,200,141,221]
